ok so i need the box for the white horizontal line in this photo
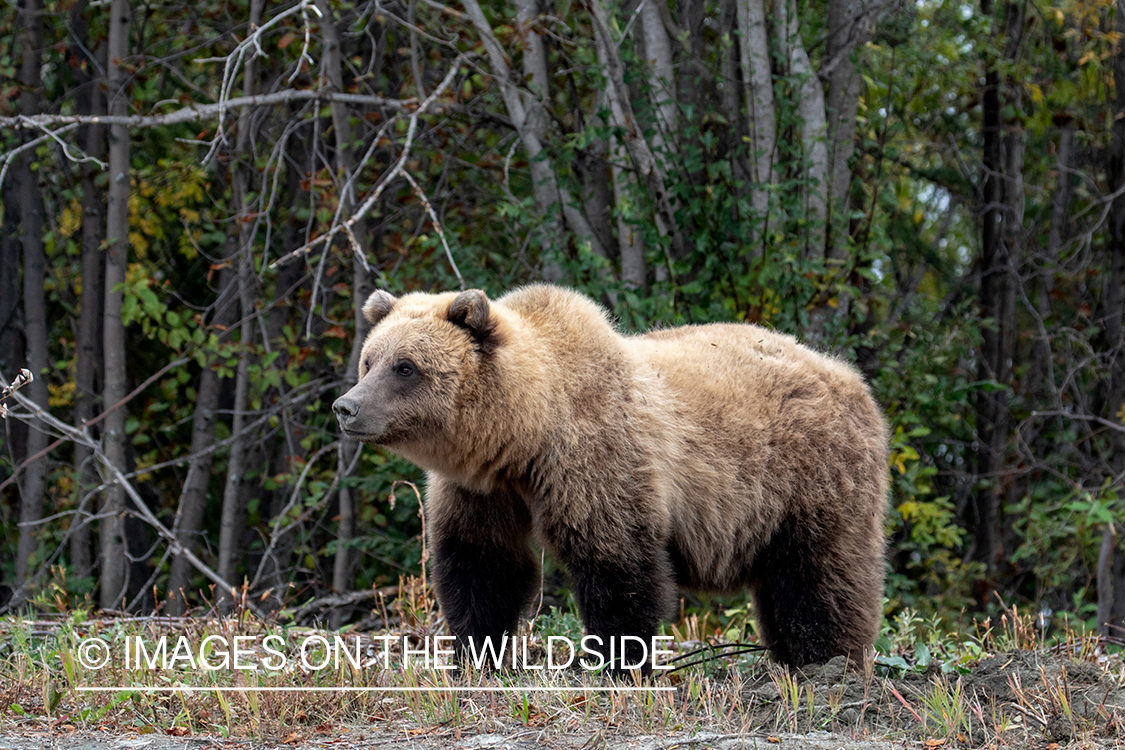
[75,686,675,693]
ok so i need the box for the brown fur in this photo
[333,285,888,669]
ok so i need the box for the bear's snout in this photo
[333,394,373,438]
[333,395,360,422]
[333,389,393,442]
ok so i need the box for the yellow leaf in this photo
[48,381,76,408]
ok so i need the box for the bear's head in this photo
[332,288,502,467]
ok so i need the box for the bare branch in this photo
[269,53,469,269]
[0,90,414,131]
[0,368,33,419]
[402,170,464,289]
[0,124,79,189]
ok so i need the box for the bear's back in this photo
[626,323,872,422]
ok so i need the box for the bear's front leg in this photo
[555,524,675,677]
[427,478,539,663]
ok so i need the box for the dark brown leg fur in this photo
[553,522,676,676]
[428,486,539,659]
[750,514,880,668]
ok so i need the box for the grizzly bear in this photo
[333,285,888,671]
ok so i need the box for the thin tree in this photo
[313,0,370,618]
[100,0,131,610]
[1097,0,1125,639]
[13,0,50,606]
[70,0,105,585]
[216,0,264,609]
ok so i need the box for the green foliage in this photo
[2,0,1122,645]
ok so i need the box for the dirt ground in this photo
[3,649,1125,749]
[0,729,910,749]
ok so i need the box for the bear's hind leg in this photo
[749,514,881,668]
[428,482,539,661]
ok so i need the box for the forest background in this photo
[1,0,1124,646]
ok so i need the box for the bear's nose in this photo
[333,396,360,421]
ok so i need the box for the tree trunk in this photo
[824,0,869,260]
[463,0,608,274]
[165,266,238,615]
[313,0,371,618]
[257,120,313,610]
[735,0,776,255]
[971,0,1022,602]
[1097,0,1125,640]
[70,0,104,585]
[216,0,263,610]
[589,0,682,264]
[516,0,549,103]
[719,0,742,137]
[0,179,24,511]
[1099,232,1125,637]
[576,129,616,269]
[13,0,49,606]
[100,0,131,610]
[774,0,827,257]
[639,0,677,151]
[612,151,645,290]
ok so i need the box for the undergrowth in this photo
[0,580,1122,746]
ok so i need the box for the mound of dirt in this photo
[733,650,1125,745]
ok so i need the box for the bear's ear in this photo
[363,290,397,326]
[448,289,499,348]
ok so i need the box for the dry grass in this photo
[0,583,1123,748]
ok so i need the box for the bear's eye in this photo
[394,360,417,378]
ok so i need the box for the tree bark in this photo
[516,0,549,103]
[776,0,836,342]
[612,149,646,290]
[1098,0,1125,639]
[100,0,131,610]
[824,0,869,260]
[576,130,616,267]
[589,0,682,265]
[216,0,264,610]
[70,0,104,586]
[165,267,238,615]
[639,0,677,151]
[735,0,776,255]
[0,180,24,501]
[313,0,371,618]
[774,0,827,256]
[719,0,742,136]
[971,0,1021,602]
[1099,231,1125,637]
[463,0,608,274]
[13,0,49,606]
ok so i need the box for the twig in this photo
[289,584,401,621]
[0,125,80,189]
[198,0,321,162]
[247,441,340,591]
[402,169,464,288]
[0,356,191,494]
[0,368,33,419]
[0,369,266,620]
[0,90,413,130]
